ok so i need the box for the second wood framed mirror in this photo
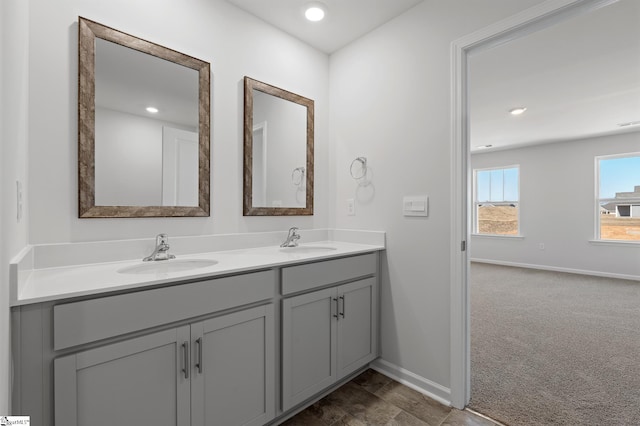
[243,77,314,216]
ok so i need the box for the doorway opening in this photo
[450,0,626,411]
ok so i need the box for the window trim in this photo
[473,164,521,237]
[595,152,640,243]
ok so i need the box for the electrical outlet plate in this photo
[16,180,23,222]
[347,198,355,216]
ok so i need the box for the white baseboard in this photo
[370,359,451,407]
[471,258,640,282]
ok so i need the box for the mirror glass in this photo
[243,77,314,216]
[78,17,210,217]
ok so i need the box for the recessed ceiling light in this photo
[304,2,327,22]
[509,107,527,115]
[146,107,159,113]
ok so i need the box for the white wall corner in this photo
[370,358,451,407]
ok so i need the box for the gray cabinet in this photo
[54,327,191,426]
[336,278,376,380]
[192,305,275,426]
[55,304,275,426]
[14,253,380,426]
[282,287,336,410]
[281,277,377,411]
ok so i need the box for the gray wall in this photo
[0,0,5,414]
[2,0,30,413]
[471,131,640,279]
[329,0,546,393]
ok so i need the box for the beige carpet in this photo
[469,263,640,425]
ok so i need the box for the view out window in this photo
[474,166,519,235]
[597,153,640,241]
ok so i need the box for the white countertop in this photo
[13,240,384,306]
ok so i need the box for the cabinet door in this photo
[282,287,337,411]
[191,305,275,426]
[337,278,377,379]
[54,326,190,426]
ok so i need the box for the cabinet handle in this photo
[195,338,203,374]
[332,297,339,320]
[339,295,345,318]
[181,341,189,379]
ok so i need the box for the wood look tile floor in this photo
[282,369,500,426]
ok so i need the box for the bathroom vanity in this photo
[10,236,383,426]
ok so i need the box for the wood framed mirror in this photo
[243,77,314,216]
[78,17,210,218]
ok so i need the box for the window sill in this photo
[589,239,640,247]
[471,234,524,240]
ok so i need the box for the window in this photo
[596,153,640,241]
[473,166,519,235]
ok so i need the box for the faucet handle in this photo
[157,233,169,244]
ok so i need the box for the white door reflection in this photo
[252,122,268,207]
[162,127,198,207]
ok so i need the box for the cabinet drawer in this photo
[53,270,276,350]
[281,253,376,295]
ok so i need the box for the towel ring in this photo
[350,157,367,180]
[292,167,305,186]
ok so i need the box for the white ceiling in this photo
[224,0,424,54]
[96,1,639,152]
[225,0,639,152]
[468,0,640,151]
[95,39,199,128]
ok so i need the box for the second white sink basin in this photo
[118,259,218,275]
[279,246,337,254]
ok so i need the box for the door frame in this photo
[449,0,619,409]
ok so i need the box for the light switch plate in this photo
[403,195,428,217]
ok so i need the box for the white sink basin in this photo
[118,259,218,275]
[279,246,337,254]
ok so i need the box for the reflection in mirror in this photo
[251,90,307,208]
[94,38,200,207]
[252,121,268,207]
[244,77,314,216]
[78,17,210,217]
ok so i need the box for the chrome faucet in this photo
[280,227,301,247]
[143,234,176,261]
